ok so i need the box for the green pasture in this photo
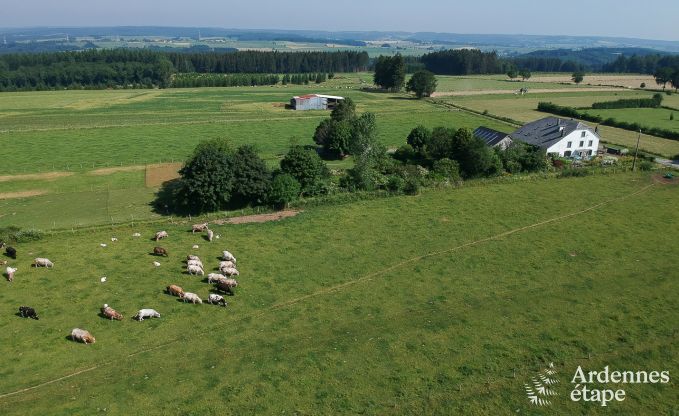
[589,107,679,132]
[0,84,511,174]
[0,173,676,415]
[446,91,679,157]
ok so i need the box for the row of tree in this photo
[169,72,333,88]
[160,139,332,213]
[166,50,369,74]
[0,49,367,91]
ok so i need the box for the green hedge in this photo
[591,94,663,109]
[537,102,679,141]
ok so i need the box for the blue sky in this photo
[2,0,678,41]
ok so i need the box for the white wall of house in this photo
[546,129,600,158]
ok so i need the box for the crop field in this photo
[0,173,677,415]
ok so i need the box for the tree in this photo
[654,67,674,90]
[230,145,272,206]
[427,127,456,160]
[373,55,406,91]
[268,173,301,209]
[519,69,532,81]
[177,138,234,213]
[326,120,353,157]
[507,68,518,80]
[331,97,356,122]
[671,69,679,92]
[313,118,335,147]
[406,125,431,152]
[280,146,330,196]
[406,70,437,98]
[348,112,378,155]
[449,128,502,178]
[572,71,585,84]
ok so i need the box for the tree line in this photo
[0,49,368,91]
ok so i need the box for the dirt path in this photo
[213,210,301,225]
[0,190,47,199]
[0,172,73,183]
[431,87,626,97]
[88,165,146,176]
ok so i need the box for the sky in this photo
[2,0,678,41]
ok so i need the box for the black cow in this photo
[19,306,39,320]
[0,242,16,259]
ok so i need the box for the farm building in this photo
[473,126,513,150]
[476,117,600,158]
[290,94,344,111]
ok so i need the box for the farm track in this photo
[0,180,656,401]
[431,87,626,97]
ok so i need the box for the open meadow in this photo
[2,73,678,231]
[0,173,677,415]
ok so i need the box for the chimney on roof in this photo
[560,127,565,137]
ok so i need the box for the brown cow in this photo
[101,304,123,320]
[166,284,185,297]
[153,247,168,257]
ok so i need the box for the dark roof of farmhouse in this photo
[509,117,598,148]
[473,127,509,146]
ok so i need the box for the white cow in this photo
[187,259,204,268]
[221,250,237,263]
[5,266,16,282]
[134,309,161,321]
[186,255,201,261]
[220,266,239,277]
[71,328,96,344]
[207,229,214,242]
[218,260,235,269]
[154,231,169,241]
[181,292,203,304]
[207,273,226,284]
[187,264,204,275]
[33,258,54,268]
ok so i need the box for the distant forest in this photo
[0,49,369,91]
[0,46,677,91]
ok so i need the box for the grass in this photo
[446,91,679,157]
[589,108,679,132]
[0,82,510,174]
[0,173,676,414]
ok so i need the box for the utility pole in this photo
[632,129,641,171]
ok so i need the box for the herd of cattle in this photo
[1,222,240,344]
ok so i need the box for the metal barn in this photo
[290,94,344,111]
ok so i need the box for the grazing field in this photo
[589,107,679,132]
[446,91,679,157]
[0,82,511,175]
[0,173,677,415]
[1,73,676,232]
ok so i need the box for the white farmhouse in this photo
[509,117,600,158]
[475,117,600,159]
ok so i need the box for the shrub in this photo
[280,146,330,196]
[406,125,431,152]
[385,175,405,193]
[268,174,301,209]
[393,144,417,162]
[591,94,662,109]
[432,158,461,182]
[638,160,654,171]
[641,82,646,88]
[0,226,43,244]
[559,168,590,178]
